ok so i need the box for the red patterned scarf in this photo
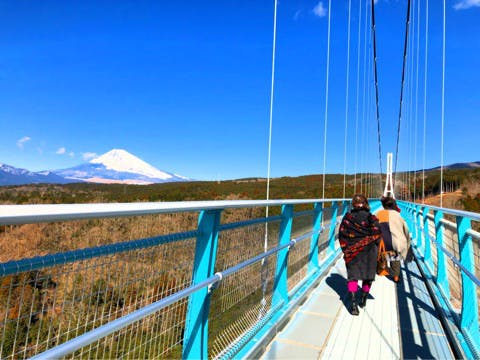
[339,211,382,264]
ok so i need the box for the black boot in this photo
[359,291,368,308]
[349,291,359,316]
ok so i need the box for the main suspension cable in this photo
[370,0,383,174]
[394,0,412,176]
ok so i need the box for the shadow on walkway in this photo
[397,262,438,359]
[326,273,348,311]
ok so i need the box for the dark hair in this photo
[352,194,370,211]
[381,196,397,210]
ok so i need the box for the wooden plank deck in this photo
[260,259,454,359]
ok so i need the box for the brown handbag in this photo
[377,240,389,276]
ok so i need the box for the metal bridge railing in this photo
[399,201,480,359]
[0,198,355,359]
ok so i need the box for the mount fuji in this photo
[53,149,190,185]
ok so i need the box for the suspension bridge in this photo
[1,0,479,359]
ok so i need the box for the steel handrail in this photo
[0,198,347,225]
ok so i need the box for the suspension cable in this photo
[440,0,446,208]
[407,0,415,201]
[322,0,332,201]
[363,38,372,197]
[413,0,420,203]
[422,0,429,204]
[342,0,352,199]
[360,0,369,194]
[370,0,383,174]
[354,0,362,193]
[264,0,278,250]
[394,0,412,176]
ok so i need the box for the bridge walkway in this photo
[260,258,455,359]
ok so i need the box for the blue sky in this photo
[0,0,479,180]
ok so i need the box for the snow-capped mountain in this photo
[53,149,190,185]
[0,163,72,186]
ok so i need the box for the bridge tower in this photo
[383,152,395,198]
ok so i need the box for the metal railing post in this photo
[327,202,339,254]
[413,205,420,251]
[434,210,450,300]
[272,204,294,307]
[341,200,349,218]
[404,204,416,251]
[308,202,323,272]
[456,215,480,348]
[422,206,433,273]
[182,209,222,359]
[415,205,422,251]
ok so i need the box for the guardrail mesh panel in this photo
[318,207,334,262]
[287,213,314,292]
[468,221,480,328]
[318,226,330,262]
[0,229,196,359]
[443,226,462,312]
[0,213,198,263]
[70,299,188,359]
[474,226,480,281]
[323,207,333,224]
[209,221,279,359]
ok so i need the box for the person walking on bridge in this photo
[338,194,382,315]
[377,196,412,283]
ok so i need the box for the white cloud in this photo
[69,152,75,157]
[56,147,66,155]
[454,0,480,9]
[82,152,98,161]
[313,1,327,17]
[17,136,31,149]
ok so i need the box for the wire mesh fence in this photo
[443,222,462,312]
[0,213,199,263]
[473,222,480,333]
[0,215,197,360]
[287,212,314,292]
[473,225,480,284]
[427,217,438,270]
[72,296,189,359]
[209,219,280,359]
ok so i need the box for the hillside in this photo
[0,167,479,213]
[0,173,382,206]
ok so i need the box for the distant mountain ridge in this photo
[0,149,190,186]
[1,154,478,186]
[0,163,72,186]
[424,161,480,172]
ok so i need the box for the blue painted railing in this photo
[399,201,480,359]
[0,198,364,359]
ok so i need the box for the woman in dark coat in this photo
[338,194,382,315]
